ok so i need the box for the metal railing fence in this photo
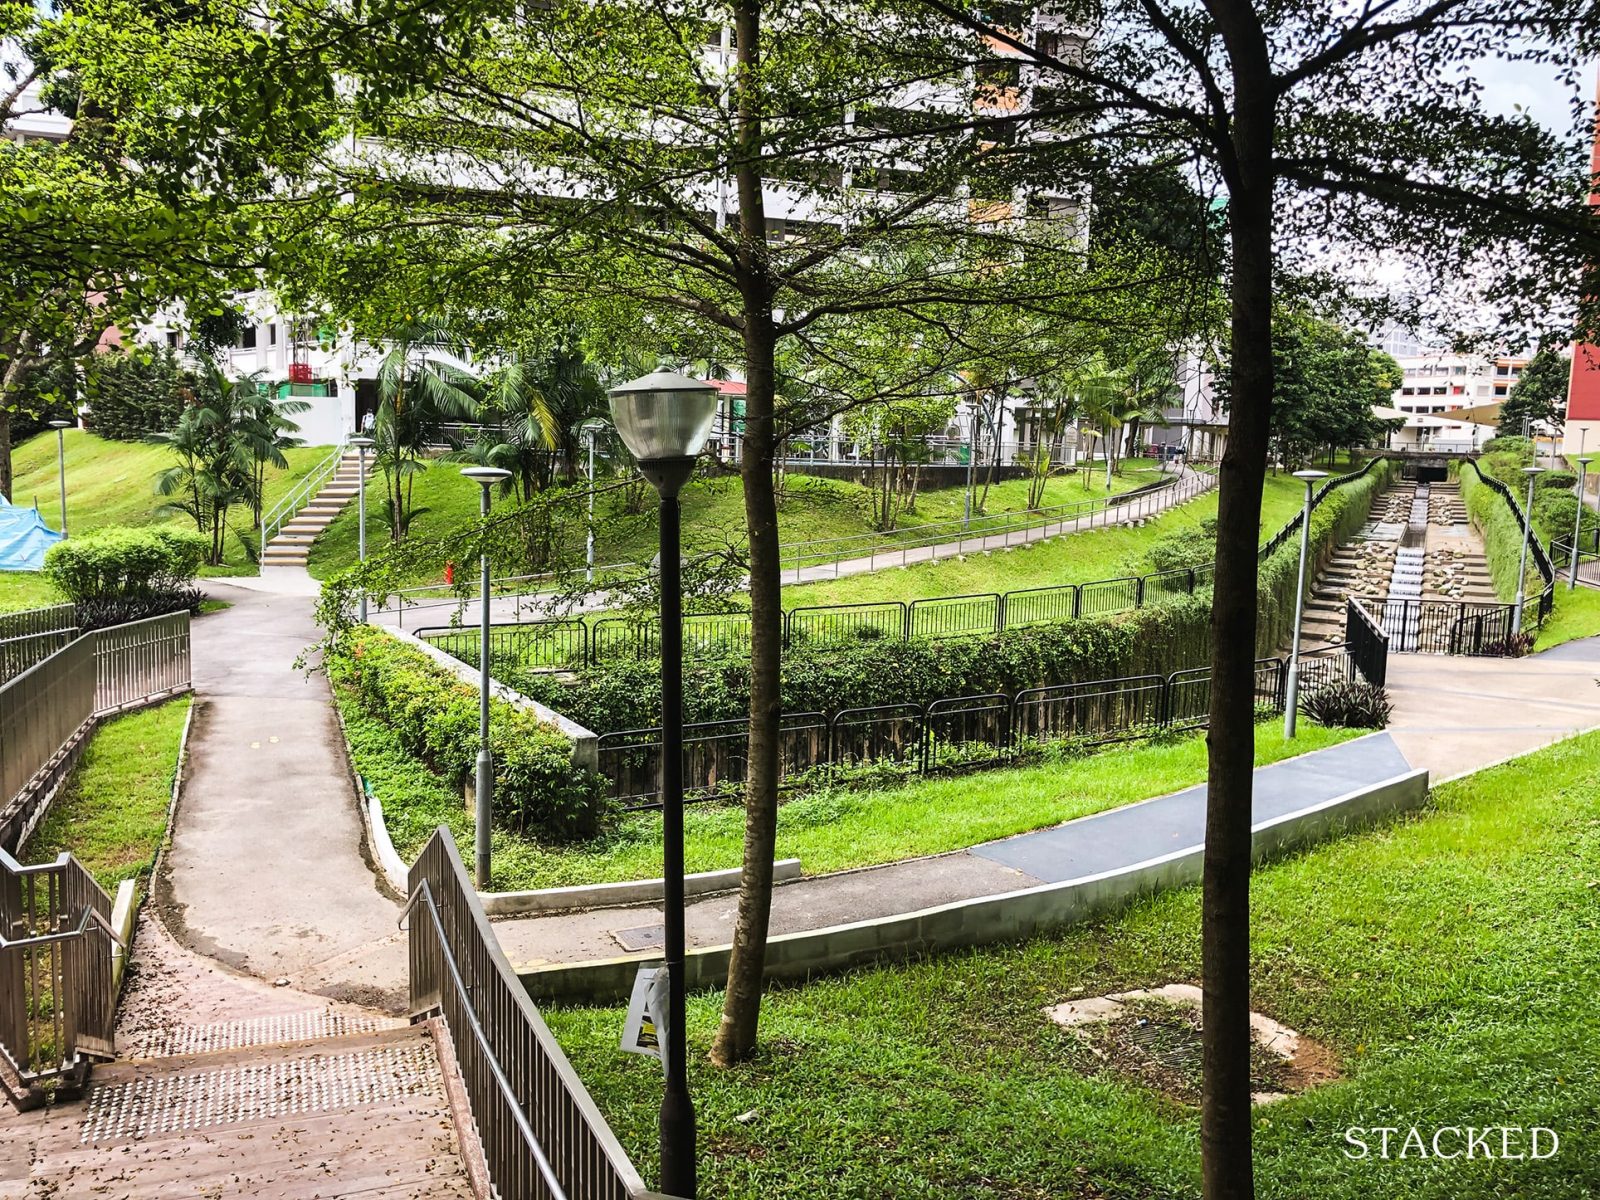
[1460,458,1556,623]
[595,648,1381,808]
[261,437,350,546]
[1,613,193,849]
[1344,598,1390,686]
[405,831,669,1200]
[1351,595,1527,656]
[0,629,77,686]
[0,604,75,642]
[0,845,120,1095]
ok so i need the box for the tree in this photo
[370,319,478,541]
[842,392,957,530]
[1500,344,1569,437]
[914,4,1600,1196]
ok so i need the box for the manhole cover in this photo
[613,925,664,952]
[1127,1017,1203,1072]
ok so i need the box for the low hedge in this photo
[328,626,610,843]
[42,526,207,630]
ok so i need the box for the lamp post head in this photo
[1292,469,1329,482]
[49,420,71,430]
[607,371,719,462]
[580,418,609,440]
[1522,466,1545,477]
[460,466,513,491]
[349,436,375,450]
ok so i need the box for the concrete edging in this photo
[358,777,412,895]
[482,859,803,917]
[519,766,1430,1004]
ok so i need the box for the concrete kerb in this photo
[382,625,599,770]
[518,766,1430,1005]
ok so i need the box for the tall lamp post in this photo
[349,436,374,621]
[49,420,71,536]
[1283,468,1329,738]
[1570,456,1593,591]
[1513,465,1544,635]
[460,465,513,888]
[581,419,609,584]
[607,369,719,1200]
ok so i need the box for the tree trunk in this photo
[712,0,780,1069]
[0,407,11,504]
[1201,9,1275,1196]
[0,336,40,501]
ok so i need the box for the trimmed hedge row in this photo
[42,526,207,631]
[505,460,1392,733]
[328,626,610,843]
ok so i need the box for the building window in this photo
[1453,366,1468,375]
[165,330,180,348]
[239,327,257,350]
[1494,384,1508,397]
[268,324,277,346]
[1401,387,1414,396]
[1495,364,1510,376]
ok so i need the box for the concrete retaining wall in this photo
[520,766,1429,1004]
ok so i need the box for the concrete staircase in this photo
[260,449,369,570]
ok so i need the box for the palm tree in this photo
[372,318,479,540]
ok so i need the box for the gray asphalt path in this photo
[161,584,407,1010]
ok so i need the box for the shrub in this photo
[1299,681,1392,729]
[1147,517,1217,572]
[43,527,206,601]
[1483,631,1535,658]
[83,347,205,442]
[1538,470,1578,491]
[329,627,612,843]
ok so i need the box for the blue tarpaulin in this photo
[0,497,63,572]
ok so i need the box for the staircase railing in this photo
[0,845,121,1105]
[260,436,350,548]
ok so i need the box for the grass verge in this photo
[335,675,1357,891]
[545,728,1600,1199]
[22,696,190,897]
[1533,583,1600,651]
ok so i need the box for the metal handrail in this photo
[260,436,350,546]
[401,879,569,1200]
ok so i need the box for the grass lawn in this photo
[783,460,1345,609]
[306,457,1166,586]
[0,431,334,610]
[337,673,1358,890]
[1533,582,1600,651]
[545,729,1600,1199]
[22,696,190,897]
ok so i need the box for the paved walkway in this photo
[489,732,1417,968]
[163,583,407,1010]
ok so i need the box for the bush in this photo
[329,627,611,843]
[1538,470,1578,491]
[1147,517,1218,572]
[83,347,206,442]
[1483,631,1535,658]
[1299,681,1392,729]
[43,526,205,600]
[72,590,204,632]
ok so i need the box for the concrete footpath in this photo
[489,636,1600,973]
[161,584,407,1010]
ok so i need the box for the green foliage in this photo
[83,346,199,442]
[1499,345,1568,435]
[1146,517,1218,572]
[328,626,610,843]
[1537,469,1577,491]
[1298,681,1392,729]
[43,525,205,601]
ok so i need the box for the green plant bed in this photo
[0,572,65,613]
[1532,585,1600,651]
[337,677,1354,890]
[9,430,332,576]
[22,696,190,896]
[546,729,1600,1200]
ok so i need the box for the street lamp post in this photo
[349,437,374,621]
[1283,469,1329,738]
[49,420,71,536]
[581,420,609,584]
[607,369,719,1200]
[1570,456,1593,591]
[1513,465,1544,635]
[460,466,513,888]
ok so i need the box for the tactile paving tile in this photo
[128,1009,406,1059]
[80,1042,439,1144]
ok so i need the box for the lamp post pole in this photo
[1513,465,1544,635]
[581,420,608,584]
[350,437,374,621]
[461,467,512,887]
[1571,456,1592,591]
[608,370,719,1200]
[1283,469,1328,738]
[49,420,71,536]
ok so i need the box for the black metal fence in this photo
[596,647,1376,808]
[1351,595,1524,656]
[1344,598,1390,686]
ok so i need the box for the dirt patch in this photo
[1045,982,1340,1107]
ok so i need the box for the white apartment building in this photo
[1387,350,1528,450]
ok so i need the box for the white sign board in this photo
[620,966,671,1078]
